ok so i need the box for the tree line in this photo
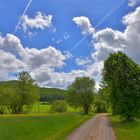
[0,52,140,120]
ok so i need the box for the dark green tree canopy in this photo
[103,52,140,120]
[67,77,95,114]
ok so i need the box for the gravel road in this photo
[66,114,116,140]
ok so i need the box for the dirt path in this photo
[66,114,116,140]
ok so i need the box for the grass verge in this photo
[109,115,140,140]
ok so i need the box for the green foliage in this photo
[39,87,67,103]
[94,99,107,113]
[0,80,67,103]
[50,100,67,113]
[0,71,39,114]
[0,85,15,113]
[94,83,109,113]
[0,80,67,114]
[103,52,140,120]
[0,106,5,114]
[67,77,95,114]
[13,71,39,114]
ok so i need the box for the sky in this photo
[0,0,140,89]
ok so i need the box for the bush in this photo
[0,106,5,114]
[50,100,67,113]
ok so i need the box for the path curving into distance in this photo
[66,114,116,140]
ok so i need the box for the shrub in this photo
[50,100,67,113]
[0,106,5,114]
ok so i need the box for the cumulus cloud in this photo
[123,7,140,63]
[23,46,66,69]
[0,33,69,86]
[92,6,140,65]
[0,33,25,57]
[93,28,125,62]
[0,50,26,81]
[128,0,140,7]
[73,16,95,35]
[22,12,53,32]
[0,32,92,89]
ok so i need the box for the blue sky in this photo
[0,0,140,89]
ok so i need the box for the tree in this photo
[11,71,39,114]
[67,77,95,114]
[50,100,67,113]
[94,86,109,113]
[94,99,107,113]
[103,52,140,120]
[0,85,13,114]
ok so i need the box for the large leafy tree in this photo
[103,52,140,120]
[12,71,39,114]
[67,77,95,114]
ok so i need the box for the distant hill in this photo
[0,80,67,102]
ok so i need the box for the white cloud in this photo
[73,7,140,65]
[128,0,140,7]
[0,33,25,57]
[73,6,140,89]
[93,28,125,62]
[0,34,69,86]
[123,7,140,63]
[73,16,95,35]
[93,6,140,81]
[0,32,90,89]
[1,6,140,91]
[75,57,92,66]
[22,12,53,32]
[23,46,66,69]
[0,50,26,81]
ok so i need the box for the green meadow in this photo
[109,116,140,140]
[0,113,92,140]
[31,102,80,114]
[0,102,94,140]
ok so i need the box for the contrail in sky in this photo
[14,0,32,34]
[70,0,126,52]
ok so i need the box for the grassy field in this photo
[0,113,93,140]
[109,116,140,140]
[30,102,81,114]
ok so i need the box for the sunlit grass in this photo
[0,113,94,140]
[30,102,81,114]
